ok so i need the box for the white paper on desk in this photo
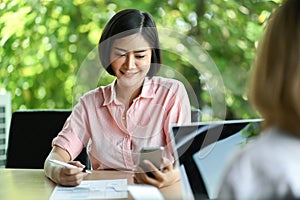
[49,179,127,200]
[128,185,164,200]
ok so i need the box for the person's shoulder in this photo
[80,87,101,98]
[221,128,300,199]
[150,76,184,89]
[228,128,298,170]
[78,85,111,104]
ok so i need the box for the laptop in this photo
[171,119,263,200]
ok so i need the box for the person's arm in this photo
[44,146,87,186]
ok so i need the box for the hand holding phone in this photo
[138,146,164,178]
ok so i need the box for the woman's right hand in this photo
[53,160,87,186]
[44,146,88,186]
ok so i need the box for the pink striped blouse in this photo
[52,76,191,170]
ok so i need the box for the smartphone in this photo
[138,146,164,178]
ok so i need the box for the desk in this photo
[0,168,183,200]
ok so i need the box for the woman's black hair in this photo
[98,9,161,77]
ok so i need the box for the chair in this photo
[5,110,90,169]
[191,108,202,122]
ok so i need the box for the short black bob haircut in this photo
[98,9,161,77]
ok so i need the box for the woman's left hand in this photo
[133,157,180,188]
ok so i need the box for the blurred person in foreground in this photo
[218,0,300,199]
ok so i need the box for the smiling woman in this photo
[44,9,191,189]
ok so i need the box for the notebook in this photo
[171,119,262,200]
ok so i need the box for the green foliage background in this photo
[0,0,281,120]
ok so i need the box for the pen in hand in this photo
[49,159,92,174]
